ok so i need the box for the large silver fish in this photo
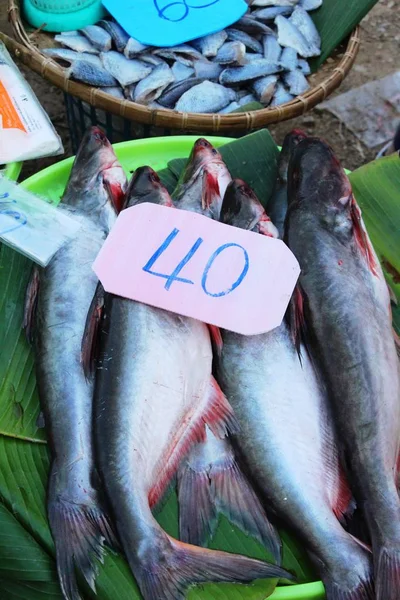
[24,127,127,600]
[285,137,400,600]
[216,178,374,600]
[92,166,292,600]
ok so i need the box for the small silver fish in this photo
[283,69,310,94]
[103,86,125,99]
[214,41,247,66]
[271,81,294,105]
[153,44,204,67]
[172,61,195,81]
[158,78,204,108]
[191,31,228,58]
[235,16,275,35]
[194,60,223,81]
[220,59,281,84]
[290,6,321,53]
[279,46,298,70]
[68,60,118,86]
[54,33,99,54]
[252,6,293,20]
[263,34,282,63]
[42,48,102,66]
[124,37,149,58]
[175,81,236,113]
[226,28,263,53]
[299,0,322,9]
[133,63,175,105]
[252,74,278,103]
[298,58,311,74]
[97,20,129,53]
[101,51,152,86]
[275,15,316,57]
[219,101,240,113]
[80,25,112,52]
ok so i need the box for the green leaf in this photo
[310,0,379,68]
[0,579,63,599]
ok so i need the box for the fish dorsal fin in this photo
[81,282,105,379]
[350,196,379,277]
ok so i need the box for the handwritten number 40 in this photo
[143,227,249,298]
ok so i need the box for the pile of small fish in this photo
[25,125,400,600]
[42,0,323,114]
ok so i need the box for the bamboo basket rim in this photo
[6,0,361,133]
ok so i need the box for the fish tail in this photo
[48,492,118,600]
[375,545,400,600]
[324,580,374,600]
[178,443,281,563]
[133,531,293,600]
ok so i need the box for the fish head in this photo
[221,179,278,238]
[278,129,307,183]
[63,126,127,218]
[124,166,173,208]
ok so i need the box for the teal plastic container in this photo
[23,0,107,32]
[21,136,326,600]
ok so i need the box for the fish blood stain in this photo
[338,260,343,266]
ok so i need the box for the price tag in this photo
[102,0,248,48]
[93,203,300,336]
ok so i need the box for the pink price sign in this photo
[93,203,300,336]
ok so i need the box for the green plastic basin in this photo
[21,135,326,600]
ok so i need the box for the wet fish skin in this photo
[219,101,241,113]
[237,92,257,105]
[285,137,400,600]
[191,30,228,58]
[290,6,321,52]
[97,19,129,52]
[100,51,152,86]
[253,6,294,20]
[299,0,322,10]
[245,53,264,62]
[124,37,149,58]
[30,127,127,600]
[103,86,125,99]
[55,33,99,54]
[175,81,236,113]
[252,74,278,103]
[297,58,311,74]
[153,44,204,67]
[80,25,112,52]
[220,59,281,85]
[140,53,166,66]
[158,77,204,109]
[194,60,223,81]
[42,48,102,66]
[263,34,283,63]
[275,15,315,57]
[172,61,195,81]
[235,15,275,35]
[214,41,247,66]
[279,46,298,70]
[68,60,118,87]
[226,28,263,53]
[94,167,291,600]
[133,63,175,105]
[271,81,294,105]
[217,178,375,600]
[253,0,298,5]
[283,69,310,94]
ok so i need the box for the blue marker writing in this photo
[0,194,28,235]
[202,243,249,298]
[154,0,221,22]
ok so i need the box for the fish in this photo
[283,69,310,94]
[279,46,298,70]
[235,15,275,35]
[67,60,118,87]
[226,28,263,53]
[214,41,247,66]
[216,177,375,600]
[252,74,278,103]
[172,61,195,81]
[158,77,204,109]
[191,31,228,58]
[80,25,112,52]
[124,37,149,58]
[290,6,321,52]
[133,63,175,105]
[219,101,241,113]
[267,128,307,238]
[252,0,298,5]
[263,34,282,63]
[270,81,294,105]
[173,138,232,219]
[297,58,311,74]
[42,48,102,66]
[253,6,294,20]
[97,19,130,53]
[285,137,400,600]
[54,33,99,54]
[103,86,125,99]
[275,15,316,57]
[153,44,204,67]
[140,54,166,66]
[92,165,293,600]
[175,81,236,114]
[194,60,223,81]
[23,126,127,600]
[220,59,281,85]
[100,51,152,87]
[299,0,323,10]
[238,92,258,105]
[245,53,264,61]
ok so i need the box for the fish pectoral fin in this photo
[287,283,308,360]
[207,324,223,357]
[332,465,356,524]
[81,282,105,379]
[23,265,40,344]
[202,169,220,211]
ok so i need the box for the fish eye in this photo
[211,148,218,155]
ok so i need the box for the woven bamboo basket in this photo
[5,0,361,137]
